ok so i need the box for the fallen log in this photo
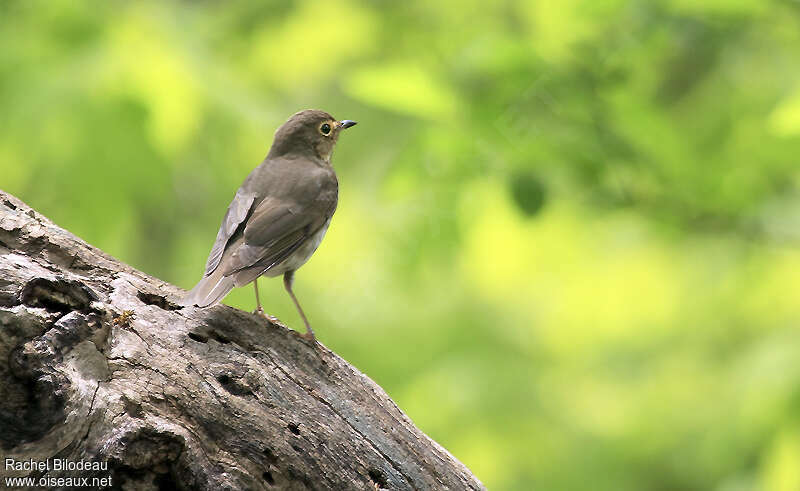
[0,190,484,490]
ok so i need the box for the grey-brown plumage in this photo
[182,109,356,340]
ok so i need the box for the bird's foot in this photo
[300,324,318,343]
[299,329,326,361]
[253,307,280,325]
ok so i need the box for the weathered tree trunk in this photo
[0,190,484,491]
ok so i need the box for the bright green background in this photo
[3,1,800,489]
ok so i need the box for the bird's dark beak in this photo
[339,120,357,129]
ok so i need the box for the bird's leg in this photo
[253,279,264,316]
[283,270,316,342]
[253,279,281,325]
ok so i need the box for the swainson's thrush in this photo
[182,109,357,341]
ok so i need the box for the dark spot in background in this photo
[509,171,547,217]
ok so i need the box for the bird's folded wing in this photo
[204,189,256,276]
[220,196,322,276]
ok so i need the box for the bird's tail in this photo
[180,267,236,308]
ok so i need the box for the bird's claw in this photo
[299,331,327,363]
[253,308,280,325]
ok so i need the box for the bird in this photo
[181,109,357,342]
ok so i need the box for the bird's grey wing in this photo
[220,195,327,277]
[227,229,310,287]
[204,189,257,276]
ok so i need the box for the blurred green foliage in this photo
[2,1,800,489]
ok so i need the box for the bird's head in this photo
[268,109,357,162]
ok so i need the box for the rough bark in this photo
[0,190,484,491]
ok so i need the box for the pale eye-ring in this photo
[320,123,331,136]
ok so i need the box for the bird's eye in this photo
[320,123,331,135]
